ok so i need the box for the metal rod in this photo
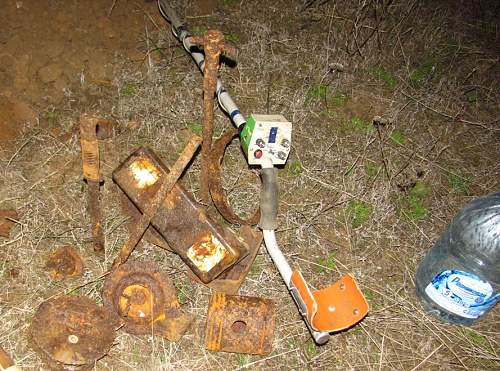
[188,30,235,204]
[157,0,246,129]
[112,135,202,269]
[80,114,105,254]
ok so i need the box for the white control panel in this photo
[240,114,292,165]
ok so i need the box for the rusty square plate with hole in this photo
[205,292,275,355]
[113,148,249,283]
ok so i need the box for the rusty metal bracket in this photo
[205,292,275,355]
[45,246,84,281]
[79,113,105,254]
[103,260,192,341]
[208,129,260,225]
[0,209,18,238]
[113,147,249,283]
[187,30,236,205]
[111,134,202,269]
[30,295,119,370]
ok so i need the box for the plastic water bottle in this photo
[415,192,500,325]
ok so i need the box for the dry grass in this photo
[1,0,499,370]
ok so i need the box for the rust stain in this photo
[187,234,227,272]
[129,158,161,189]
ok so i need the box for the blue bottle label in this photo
[425,270,499,319]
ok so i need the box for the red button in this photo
[254,149,263,159]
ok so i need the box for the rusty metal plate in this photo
[45,246,84,281]
[103,260,192,342]
[30,295,119,370]
[205,292,275,355]
[189,226,263,295]
[0,209,18,238]
[113,148,249,283]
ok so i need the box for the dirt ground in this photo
[0,0,499,370]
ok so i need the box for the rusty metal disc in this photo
[208,129,260,225]
[30,295,119,370]
[45,246,84,281]
[102,260,192,341]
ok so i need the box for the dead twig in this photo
[401,91,496,131]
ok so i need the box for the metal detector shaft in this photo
[157,0,246,129]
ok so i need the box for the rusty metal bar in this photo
[208,129,260,225]
[79,114,105,254]
[112,135,202,269]
[113,147,249,283]
[188,30,235,205]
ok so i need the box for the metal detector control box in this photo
[240,114,292,165]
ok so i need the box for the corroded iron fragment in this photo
[45,246,84,281]
[0,209,18,238]
[189,226,263,295]
[79,113,105,254]
[111,135,202,269]
[208,129,260,225]
[113,147,249,283]
[205,292,275,355]
[120,192,172,251]
[30,296,119,370]
[103,260,192,341]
